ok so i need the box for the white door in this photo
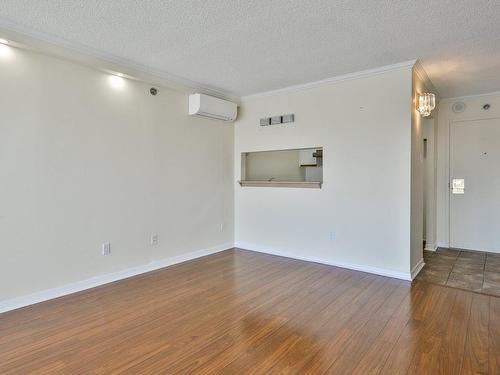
[450,118,500,252]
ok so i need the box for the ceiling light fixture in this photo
[417,93,436,117]
[0,38,9,44]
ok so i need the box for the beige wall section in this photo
[0,45,234,300]
[410,68,425,271]
[410,62,442,272]
[436,92,500,248]
[245,149,302,181]
[235,68,413,278]
[423,117,438,251]
[410,64,438,271]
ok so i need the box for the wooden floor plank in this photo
[190,270,368,374]
[369,280,456,374]
[434,290,474,374]
[351,280,427,375]
[461,293,490,375]
[223,275,384,374]
[489,297,500,374]
[322,280,411,374]
[0,248,497,375]
[131,269,372,374]
[296,278,402,374]
[4,253,323,374]
[404,284,461,375]
[110,264,350,374]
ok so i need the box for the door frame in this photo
[448,116,500,250]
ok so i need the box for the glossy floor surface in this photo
[417,248,500,296]
[1,249,499,374]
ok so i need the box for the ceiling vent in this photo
[188,93,237,122]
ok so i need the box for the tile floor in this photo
[417,247,500,296]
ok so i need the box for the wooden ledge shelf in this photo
[238,180,322,189]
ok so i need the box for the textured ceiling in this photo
[1,0,499,98]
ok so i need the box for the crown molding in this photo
[439,90,500,103]
[0,17,240,103]
[241,60,417,101]
[413,60,439,100]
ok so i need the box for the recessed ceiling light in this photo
[116,72,124,77]
[0,38,9,44]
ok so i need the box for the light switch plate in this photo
[151,234,159,246]
[102,243,111,256]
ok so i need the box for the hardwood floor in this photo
[1,248,499,374]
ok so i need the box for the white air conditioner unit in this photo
[188,93,237,122]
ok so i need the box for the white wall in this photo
[234,68,414,278]
[436,92,500,247]
[0,45,234,301]
[410,65,439,269]
[410,68,426,270]
[423,117,437,250]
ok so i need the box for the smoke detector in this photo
[452,102,466,113]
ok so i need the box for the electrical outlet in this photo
[151,234,159,246]
[220,223,224,232]
[102,242,111,256]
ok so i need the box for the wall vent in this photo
[260,114,294,126]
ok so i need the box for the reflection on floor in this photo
[3,248,500,374]
[417,247,500,296]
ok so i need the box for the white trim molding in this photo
[411,258,425,280]
[440,90,500,103]
[0,18,239,102]
[236,242,412,281]
[0,243,233,314]
[241,60,417,101]
[413,60,439,99]
[424,243,438,251]
[436,241,450,249]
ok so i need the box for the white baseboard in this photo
[436,240,449,249]
[236,242,412,281]
[411,258,425,280]
[424,243,437,251]
[0,243,233,314]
